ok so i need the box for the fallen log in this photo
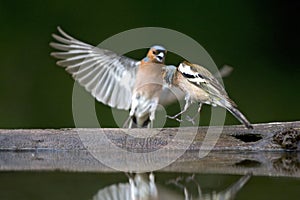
[0,121,299,177]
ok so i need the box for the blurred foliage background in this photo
[0,0,299,128]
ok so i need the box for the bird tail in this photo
[226,106,253,129]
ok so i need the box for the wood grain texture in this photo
[0,121,299,177]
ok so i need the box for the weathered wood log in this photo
[0,121,299,177]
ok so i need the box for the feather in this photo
[50,27,139,110]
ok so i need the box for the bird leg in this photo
[167,95,191,122]
[147,99,159,128]
[186,103,202,125]
[123,116,132,128]
[124,98,137,128]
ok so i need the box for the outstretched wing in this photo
[50,27,139,110]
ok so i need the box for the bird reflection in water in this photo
[92,173,252,200]
[167,173,252,200]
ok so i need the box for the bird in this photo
[127,45,167,128]
[50,27,170,128]
[168,173,252,200]
[162,61,253,129]
[92,173,159,200]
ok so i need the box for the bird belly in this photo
[130,63,164,127]
[177,76,210,103]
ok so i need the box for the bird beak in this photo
[156,52,164,62]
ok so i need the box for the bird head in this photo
[144,45,167,63]
[178,61,199,76]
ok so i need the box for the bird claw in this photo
[167,115,183,122]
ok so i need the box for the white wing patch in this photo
[178,63,196,75]
[178,63,206,83]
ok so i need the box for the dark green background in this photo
[1,0,299,128]
[1,2,300,200]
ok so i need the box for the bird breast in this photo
[176,72,210,103]
[133,63,164,99]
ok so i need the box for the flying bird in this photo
[162,61,253,129]
[50,27,178,128]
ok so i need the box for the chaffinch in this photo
[128,45,167,128]
[163,61,253,129]
[50,27,170,128]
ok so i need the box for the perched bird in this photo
[163,61,253,129]
[50,27,169,128]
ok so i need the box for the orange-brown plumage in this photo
[172,72,210,103]
[50,27,169,128]
[162,62,253,129]
[129,45,167,127]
